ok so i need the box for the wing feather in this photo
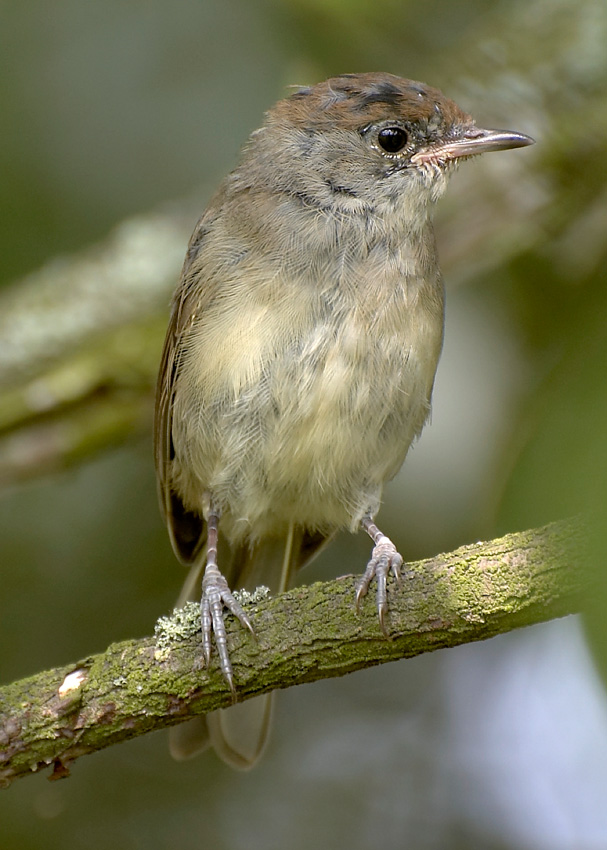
[153,207,220,563]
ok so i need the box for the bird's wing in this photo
[154,203,223,564]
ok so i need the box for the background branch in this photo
[0,520,588,788]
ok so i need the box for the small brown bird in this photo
[155,72,533,767]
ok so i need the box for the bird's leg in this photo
[356,515,403,637]
[200,505,255,695]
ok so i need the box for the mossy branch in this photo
[0,520,589,788]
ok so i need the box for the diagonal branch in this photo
[0,520,589,788]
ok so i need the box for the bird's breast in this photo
[172,247,444,538]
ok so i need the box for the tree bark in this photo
[0,520,588,788]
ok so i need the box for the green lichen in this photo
[153,588,272,661]
[233,585,271,605]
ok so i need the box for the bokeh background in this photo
[2,1,607,848]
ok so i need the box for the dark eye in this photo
[377,126,409,153]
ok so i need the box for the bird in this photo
[154,72,534,768]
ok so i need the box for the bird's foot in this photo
[200,564,255,696]
[356,518,403,637]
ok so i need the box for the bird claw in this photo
[355,535,403,637]
[200,569,255,695]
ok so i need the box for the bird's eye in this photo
[377,126,409,153]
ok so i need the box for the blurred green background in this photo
[2,0,607,848]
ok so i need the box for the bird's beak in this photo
[411,127,534,165]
